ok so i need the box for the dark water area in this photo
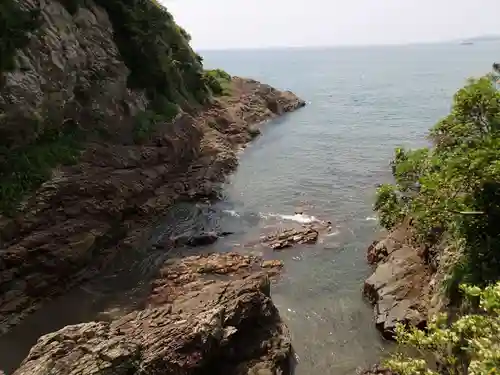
[1,42,499,374]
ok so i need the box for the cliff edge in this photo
[0,0,305,335]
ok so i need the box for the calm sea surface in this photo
[1,42,499,374]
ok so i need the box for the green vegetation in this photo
[93,0,211,109]
[0,0,39,76]
[385,282,500,375]
[374,71,500,291]
[57,0,85,15]
[0,126,81,215]
[203,69,232,96]
[132,100,179,144]
[0,0,235,215]
[374,67,500,375]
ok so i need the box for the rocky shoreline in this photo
[13,253,293,375]
[0,76,305,335]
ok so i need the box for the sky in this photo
[160,0,500,50]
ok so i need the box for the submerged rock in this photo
[14,253,292,375]
[262,226,319,250]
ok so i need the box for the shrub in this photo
[373,71,500,290]
[384,282,500,375]
[132,99,179,144]
[93,0,211,109]
[374,183,405,230]
[0,126,81,215]
[57,0,84,15]
[203,69,232,96]
[0,0,40,76]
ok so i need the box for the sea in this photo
[1,42,498,374]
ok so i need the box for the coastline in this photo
[0,76,305,335]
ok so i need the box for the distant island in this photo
[457,34,500,44]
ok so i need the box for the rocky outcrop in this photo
[13,253,293,375]
[262,226,319,250]
[363,223,431,338]
[0,0,305,333]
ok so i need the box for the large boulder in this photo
[364,224,431,339]
[13,253,293,375]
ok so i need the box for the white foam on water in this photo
[260,212,320,224]
[365,216,377,221]
[223,209,240,217]
[279,213,319,224]
[326,230,340,237]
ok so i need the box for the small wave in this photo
[365,216,377,221]
[225,209,322,225]
[279,213,319,224]
[223,209,241,217]
[261,212,319,224]
[326,230,340,237]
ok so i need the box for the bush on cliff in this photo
[0,0,227,215]
[0,125,81,215]
[384,282,500,375]
[0,0,39,77]
[374,69,500,291]
[203,69,232,96]
[93,0,210,110]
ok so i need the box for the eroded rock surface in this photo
[0,33,305,334]
[364,223,431,338]
[13,253,292,375]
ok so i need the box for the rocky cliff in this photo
[0,0,305,336]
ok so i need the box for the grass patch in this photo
[0,126,82,216]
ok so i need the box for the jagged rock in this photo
[153,231,235,249]
[13,253,293,375]
[262,227,319,250]
[364,224,431,339]
[0,2,305,334]
[173,232,220,247]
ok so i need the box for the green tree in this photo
[373,72,500,290]
[385,283,500,375]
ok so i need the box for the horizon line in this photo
[194,37,500,52]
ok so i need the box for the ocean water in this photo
[1,42,499,374]
[198,43,499,374]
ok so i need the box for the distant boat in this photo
[460,41,474,45]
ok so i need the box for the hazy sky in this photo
[161,0,500,50]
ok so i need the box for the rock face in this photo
[363,223,431,338]
[13,253,293,375]
[0,1,305,333]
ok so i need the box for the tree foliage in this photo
[93,0,211,110]
[203,69,232,96]
[374,69,500,290]
[384,282,500,375]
